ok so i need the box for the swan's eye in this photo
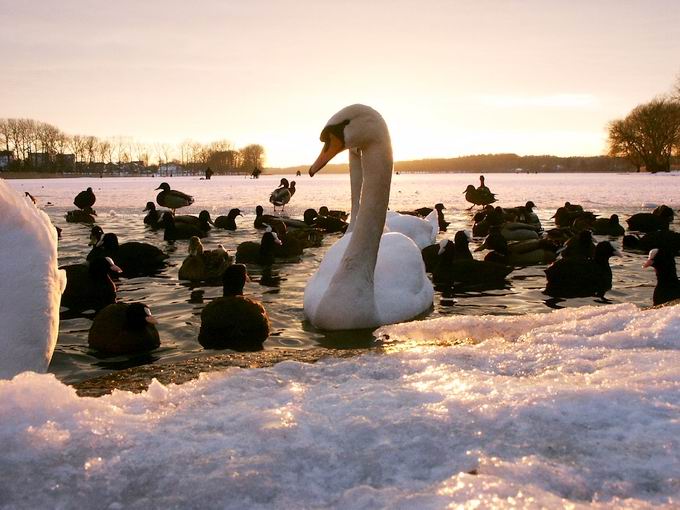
[320,119,351,148]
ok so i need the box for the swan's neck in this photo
[348,149,363,233]
[328,139,392,303]
[344,142,392,265]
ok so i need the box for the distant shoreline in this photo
[0,169,646,180]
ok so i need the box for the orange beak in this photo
[309,133,345,176]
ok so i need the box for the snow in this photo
[1,303,679,508]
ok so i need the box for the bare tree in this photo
[84,136,98,164]
[0,119,10,153]
[239,144,265,171]
[69,135,86,164]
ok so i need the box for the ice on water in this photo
[1,302,678,508]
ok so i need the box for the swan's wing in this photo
[0,181,63,378]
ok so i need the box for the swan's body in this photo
[303,105,433,330]
[0,181,66,378]
[385,210,437,249]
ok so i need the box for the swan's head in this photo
[310,104,388,176]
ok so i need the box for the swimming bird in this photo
[304,104,434,330]
[591,214,625,236]
[304,208,348,233]
[214,208,243,230]
[269,178,293,212]
[88,303,160,355]
[627,205,674,233]
[143,202,164,227]
[544,241,619,298]
[65,209,97,224]
[86,229,168,277]
[559,230,596,260]
[175,210,214,232]
[477,227,558,266]
[254,205,309,229]
[643,248,680,306]
[0,180,66,378]
[499,222,540,241]
[198,264,270,351]
[623,230,680,254]
[235,229,283,266]
[161,212,208,241]
[504,201,541,229]
[60,256,122,312]
[178,237,232,282]
[155,182,194,213]
[472,205,504,237]
[398,203,448,232]
[319,206,349,221]
[74,187,96,210]
[432,234,512,289]
[385,210,438,249]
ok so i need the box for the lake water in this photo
[7,172,679,384]
[3,172,680,508]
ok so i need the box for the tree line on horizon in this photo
[0,118,265,174]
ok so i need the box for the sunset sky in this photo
[1,0,679,167]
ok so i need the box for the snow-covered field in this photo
[2,303,678,508]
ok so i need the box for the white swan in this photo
[0,180,66,378]
[303,105,434,330]
[385,210,438,249]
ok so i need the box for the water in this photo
[3,172,680,507]
[7,172,679,384]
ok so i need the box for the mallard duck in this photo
[559,230,596,260]
[87,230,168,277]
[500,222,540,241]
[269,178,293,211]
[155,182,194,212]
[214,208,243,230]
[198,264,270,351]
[544,241,619,298]
[319,206,349,221]
[591,214,625,236]
[235,230,282,266]
[464,184,496,208]
[433,236,512,289]
[627,205,674,233]
[303,208,348,233]
[88,302,160,355]
[623,230,680,254]
[477,227,558,266]
[73,187,96,210]
[161,212,208,241]
[60,257,122,312]
[65,209,96,224]
[178,237,232,282]
[175,210,214,232]
[143,202,164,227]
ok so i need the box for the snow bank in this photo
[1,303,679,507]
